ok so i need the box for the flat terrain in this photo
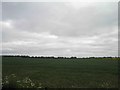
[2,57,118,88]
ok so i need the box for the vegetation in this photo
[2,56,119,88]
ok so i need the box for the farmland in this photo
[2,56,119,88]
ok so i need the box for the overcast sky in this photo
[1,2,118,57]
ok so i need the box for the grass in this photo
[2,56,119,88]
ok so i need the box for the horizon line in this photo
[1,54,119,58]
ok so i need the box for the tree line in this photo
[1,55,119,59]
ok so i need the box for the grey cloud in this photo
[3,2,117,37]
[2,2,118,57]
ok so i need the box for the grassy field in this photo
[2,56,119,88]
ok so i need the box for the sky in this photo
[1,2,118,57]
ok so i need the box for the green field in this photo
[2,56,119,88]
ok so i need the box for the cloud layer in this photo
[1,2,118,57]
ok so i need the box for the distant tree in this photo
[70,57,77,59]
